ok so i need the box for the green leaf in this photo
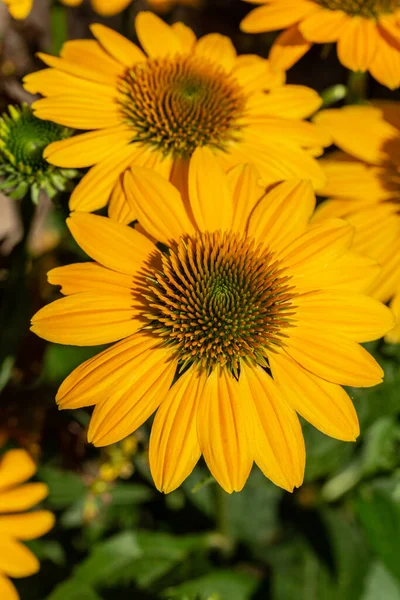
[110,483,154,505]
[43,343,106,385]
[73,531,208,590]
[163,569,260,600]
[38,466,85,508]
[363,562,400,600]
[355,482,400,583]
[303,423,354,481]
[46,580,101,600]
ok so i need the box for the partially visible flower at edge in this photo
[240,0,400,90]
[0,449,54,600]
[31,148,394,494]
[2,0,132,19]
[314,101,400,342]
[0,104,77,204]
[24,11,329,223]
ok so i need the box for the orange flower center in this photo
[117,55,246,159]
[315,0,400,17]
[140,231,295,372]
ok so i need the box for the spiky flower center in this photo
[118,55,246,159]
[315,0,400,17]
[0,106,68,173]
[140,231,295,372]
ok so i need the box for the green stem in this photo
[346,70,369,105]
[50,3,68,55]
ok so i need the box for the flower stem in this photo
[346,70,369,105]
[214,484,228,537]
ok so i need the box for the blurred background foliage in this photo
[1,0,400,599]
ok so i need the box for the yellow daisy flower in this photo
[314,102,400,342]
[31,149,394,494]
[0,449,54,600]
[240,0,400,89]
[24,12,329,223]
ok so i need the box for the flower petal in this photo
[171,22,196,52]
[247,179,315,253]
[285,329,384,387]
[90,0,132,15]
[0,483,48,513]
[32,95,120,130]
[48,263,134,295]
[0,538,39,578]
[247,85,322,119]
[67,212,155,275]
[195,34,236,71]
[337,17,378,72]
[240,362,305,491]
[369,33,400,90]
[0,512,55,540]
[197,369,253,493]
[241,1,317,33]
[31,291,142,346]
[189,147,233,231]
[108,174,136,224]
[150,368,205,493]
[0,575,18,600]
[228,163,265,233]
[123,167,194,244]
[56,333,164,409]
[135,11,182,57]
[269,25,312,71]
[300,8,350,42]
[88,348,175,446]
[270,353,359,441]
[90,25,146,66]
[0,450,36,492]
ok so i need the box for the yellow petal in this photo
[269,25,312,71]
[4,0,32,19]
[171,22,196,52]
[285,329,384,387]
[280,219,354,280]
[150,368,205,493]
[48,263,134,295]
[57,333,163,409]
[88,349,175,446]
[270,353,359,441]
[0,575,18,600]
[123,167,194,244]
[337,17,378,72]
[233,55,284,93]
[0,483,48,513]
[197,369,253,493]
[300,9,350,42]
[0,450,36,492]
[247,85,322,119]
[0,538,39,578]
[305,251,380,294]
[90,23,146,66]
[188,148,234,231]
[228,163,265,233]
[241,1,317,33]
[32,95,121,130]
[386,291,400,343]
[24,68,116,98]
[0,511,55,540]
[44,126,132,168]
[318,160,395,200]
[67,212,155,275]
[195,33,236,71]
[108,174,136,225]
[135,11,182,57]
[31,291,142,346]
[240,362,305,491]
[295,290,395,342]
[60,39,122,75]
[36,52,119,87]
[369,33,400,90]
[91,0,132,16]
[247,179,315,253]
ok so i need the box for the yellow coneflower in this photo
[0,449,54,600]
[31,148,393,494]
[314,102,400,342]
[24,12,329,223]
[241,0,400,90]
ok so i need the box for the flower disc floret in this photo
[143,230,295,371]
[316,0,400,17]
[119,55,246,158]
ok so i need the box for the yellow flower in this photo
[60,0,132,17]
[241,0,400,90]
[24,12,329,223]
[314,102,400,342]
[31,149,394,494]
[0,449,54,600]
[2,0,32,19]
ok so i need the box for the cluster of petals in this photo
[23,12,329,223]
[0,449,54,600]
[241,0,400,89]
[314,101,400,342]
[31,148,394,494]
